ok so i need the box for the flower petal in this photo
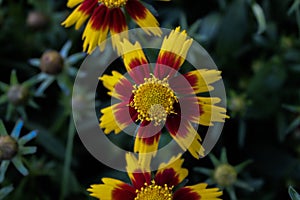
[154,27,193,79]
[134,121,162,155]
[82,4,110,53]
[166,116,204,159]
[126,0,161,36]
[109,8,128,54]
[99,70,133,100]
[173,183,222,200]
[126,153,151,190]
[197,97,229,126]
[154,155,188,187]
[62,0,98,30]
[88,178,136,200]
[169,69,222,95]
[120,40,150,84]
[67,0,84,8]
[100,102,133,134]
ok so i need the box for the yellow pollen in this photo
[135,180,173,200]
[130,75,177,126]
[99,0,128,8]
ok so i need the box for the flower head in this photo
[194,148,253,200]
[61,0,161,54]
[0,70,39,120]
[0,120,37,183]
[28,40,86,96]
[99,27,228,160]
[88,153,222,200]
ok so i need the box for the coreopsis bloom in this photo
[88,153,222,200]
[99,27,228,159]
[62,0,161,54]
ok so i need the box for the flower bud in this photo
[26,11,49,29]
[7,85,29,106]
[0,135,18,161]
[214,164,237,187]
[40,50,64,75]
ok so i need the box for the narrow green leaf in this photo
[60,41,72,59]
[289,186,300,200]
[0,120,8,136]
[10,70,19,85]
[0,185,14,199]
[12,156,29,176]
[0,161,10,183]
[251,2,266,34]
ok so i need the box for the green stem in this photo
[60,115,75,200]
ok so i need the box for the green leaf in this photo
[28,58,41,68]
[288,0,300,15]
[193,167,213,176]
[0,161,10,183]
[289,186,300,200]
[251,1,267,34]
[0,120,8,136]
[0,185,14,199]
[10,70,18,85]
[12,156,29,176]
[60,40,72,59]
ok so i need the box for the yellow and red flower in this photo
[62,0,161,54]
[99,27,228,159]
[88,153,223,200]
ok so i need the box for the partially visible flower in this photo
[88,153,222,200]
[61,0,161,54]
[0,120,37,183]
[194,148,252,200]
[0,70,39,120]
[28,40,86,96]
[99,27,228,160]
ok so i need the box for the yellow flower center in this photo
[130,75,177,126]
[99,0,128,8]
[135,181,173,200]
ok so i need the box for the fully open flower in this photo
[88,153,222,200]
[99,27,228,159]
[62,0,161,54]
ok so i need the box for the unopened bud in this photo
[214,164,237,187]
[7,85,29,106]
[40,50,64,75]
[0,135,18,161]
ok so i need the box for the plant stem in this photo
[60,115,75,200]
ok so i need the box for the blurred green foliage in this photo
[0,0,300,199]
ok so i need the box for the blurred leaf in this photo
[199,12,221,42]
[250,1,266,34]
[285,116,300,135]
[0,185,14,200]
[216,0,248,58]
[288,0,300,15]
[289,186,300,200]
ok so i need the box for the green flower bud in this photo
[214,164,237,187]
[40,50,64,75]
[7,85,29,106]
[0,135,18,161]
